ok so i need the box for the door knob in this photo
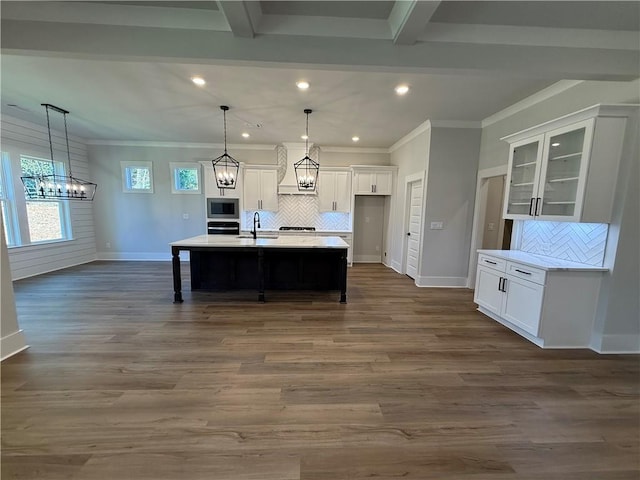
[407,232,411,236]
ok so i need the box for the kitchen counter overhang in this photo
[170,235,349,303]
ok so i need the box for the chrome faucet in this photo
[251,211,261,239]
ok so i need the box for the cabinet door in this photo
[503,135,544,219]
[243,169,261,210]
[260,169,279,211]
[373,171,393,195]
[334,171,352,212]
[502,275,544,336]
[537,119,594,221]
[354,172,374,194]
[317,171,336,211]
[474,266,504,316]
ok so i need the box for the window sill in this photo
[7,238,75,250]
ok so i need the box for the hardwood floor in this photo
[2,261,639,479]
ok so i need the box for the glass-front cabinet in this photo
[503,118,595,222]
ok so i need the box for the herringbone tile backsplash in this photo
[242,195,351,231]
[519,221,608,266]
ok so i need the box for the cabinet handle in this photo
[501,278,507,292]
[529,197,535,216]
[374,184,377,193]
[515,269,532,275]
[497,277,502,291]
[535,197,541,216]
[484,260,497,265]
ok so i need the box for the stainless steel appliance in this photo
[207,221,240,235]
[279,226,316,232]
[206,197,239,220]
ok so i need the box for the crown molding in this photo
[389,119,431,153]
[320,146,389,154]
[429,120,481,129]
[481,80,584,128]
[85,140,277,150]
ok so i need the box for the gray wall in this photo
[353,196,385,262]
[479,79,640,170]
[420,127,481,285]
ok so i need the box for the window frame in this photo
[170,162,201,194]
[121,161,154,193]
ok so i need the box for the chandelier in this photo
[294,108,319,191]
[211,105,240,189]
[20,104,97,201]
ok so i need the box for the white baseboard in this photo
[353,254,382,263]
[416,276,467,288]
[1,330,29,361]
[594,333,640,354]
[96,252,187,261]
[389,260,402,273]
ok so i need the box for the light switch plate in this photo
[430,221,443,230]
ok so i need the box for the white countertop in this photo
[172,234,349,249]
[478,249,608,272]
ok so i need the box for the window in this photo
[121,161,153,193]
[20,156,70,244]
[170,162,201,194]
[0,154,17,246]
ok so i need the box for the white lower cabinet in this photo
[474,252,603,348]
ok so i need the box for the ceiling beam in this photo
[217,1,261,38]
[388,0,441,45]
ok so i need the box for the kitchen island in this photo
[170,235,348,303]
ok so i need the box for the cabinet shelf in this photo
[513,161,537,168]
[511,202,532,206]
[512,182,534,187]
[548,176,579,183]
[545,201,575,205]
[549,152,582,161]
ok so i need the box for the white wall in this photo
[353,196,385,262]
[2,115,97,279]
[419,127,481,287]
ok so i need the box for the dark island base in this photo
[172,246,347,303]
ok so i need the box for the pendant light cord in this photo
[45,105,55,175]
[223,108,228,154]
[63,111,73,178]
[305,111,309,156]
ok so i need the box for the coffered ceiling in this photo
[1,1,638,148]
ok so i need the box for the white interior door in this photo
[406,180,423,279]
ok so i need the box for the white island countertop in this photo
[478,249,608,272]
[172,234,349,249]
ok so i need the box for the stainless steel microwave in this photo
[206,197,239,220]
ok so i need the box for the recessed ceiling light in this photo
[301,134,309,140]
[296,81,310,90]
[242,132,250,138]
[352,136,360,142]
[551,142,560,147]
[191,76,206,86]
[395,84,410,95]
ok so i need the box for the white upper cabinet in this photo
[243,167,278,211]
[318,169,352,212]
[352,166,395,195]
[202,162,242,199]
[502,104,637,223]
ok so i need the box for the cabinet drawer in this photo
[478,254,506,272]
[506,261,546,285]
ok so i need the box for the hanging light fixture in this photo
[20,104,97,201]
[294,108,319,191]
[211,105,240,189]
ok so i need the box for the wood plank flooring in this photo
[2,261,639,479]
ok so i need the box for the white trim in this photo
[390,260,402,273]
[482,80,584,128]
[429,120,481,129]
[389,119,431,153]
[400,171,425,279]
[87,140,277,150]
[594,334,640,354]
[1,330,29,361]
[320,146,389,154]
[466,164,509,288]
[416,276,467,288]
[353,255,382,263]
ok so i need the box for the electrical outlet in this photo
[430,221,443,230]
[375,245,380,252]
[365,217,370,223]
[488,222,495,231]
[106,242,111,249]
[182,213,189,220]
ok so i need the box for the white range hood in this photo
[277,142,318,195]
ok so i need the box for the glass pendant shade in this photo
[211,105,240,189]
[21,104,97,201]
[294,109,319,192]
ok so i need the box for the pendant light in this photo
[20,104,97,201]
[294,108,319,191]
[211,105,240,189]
